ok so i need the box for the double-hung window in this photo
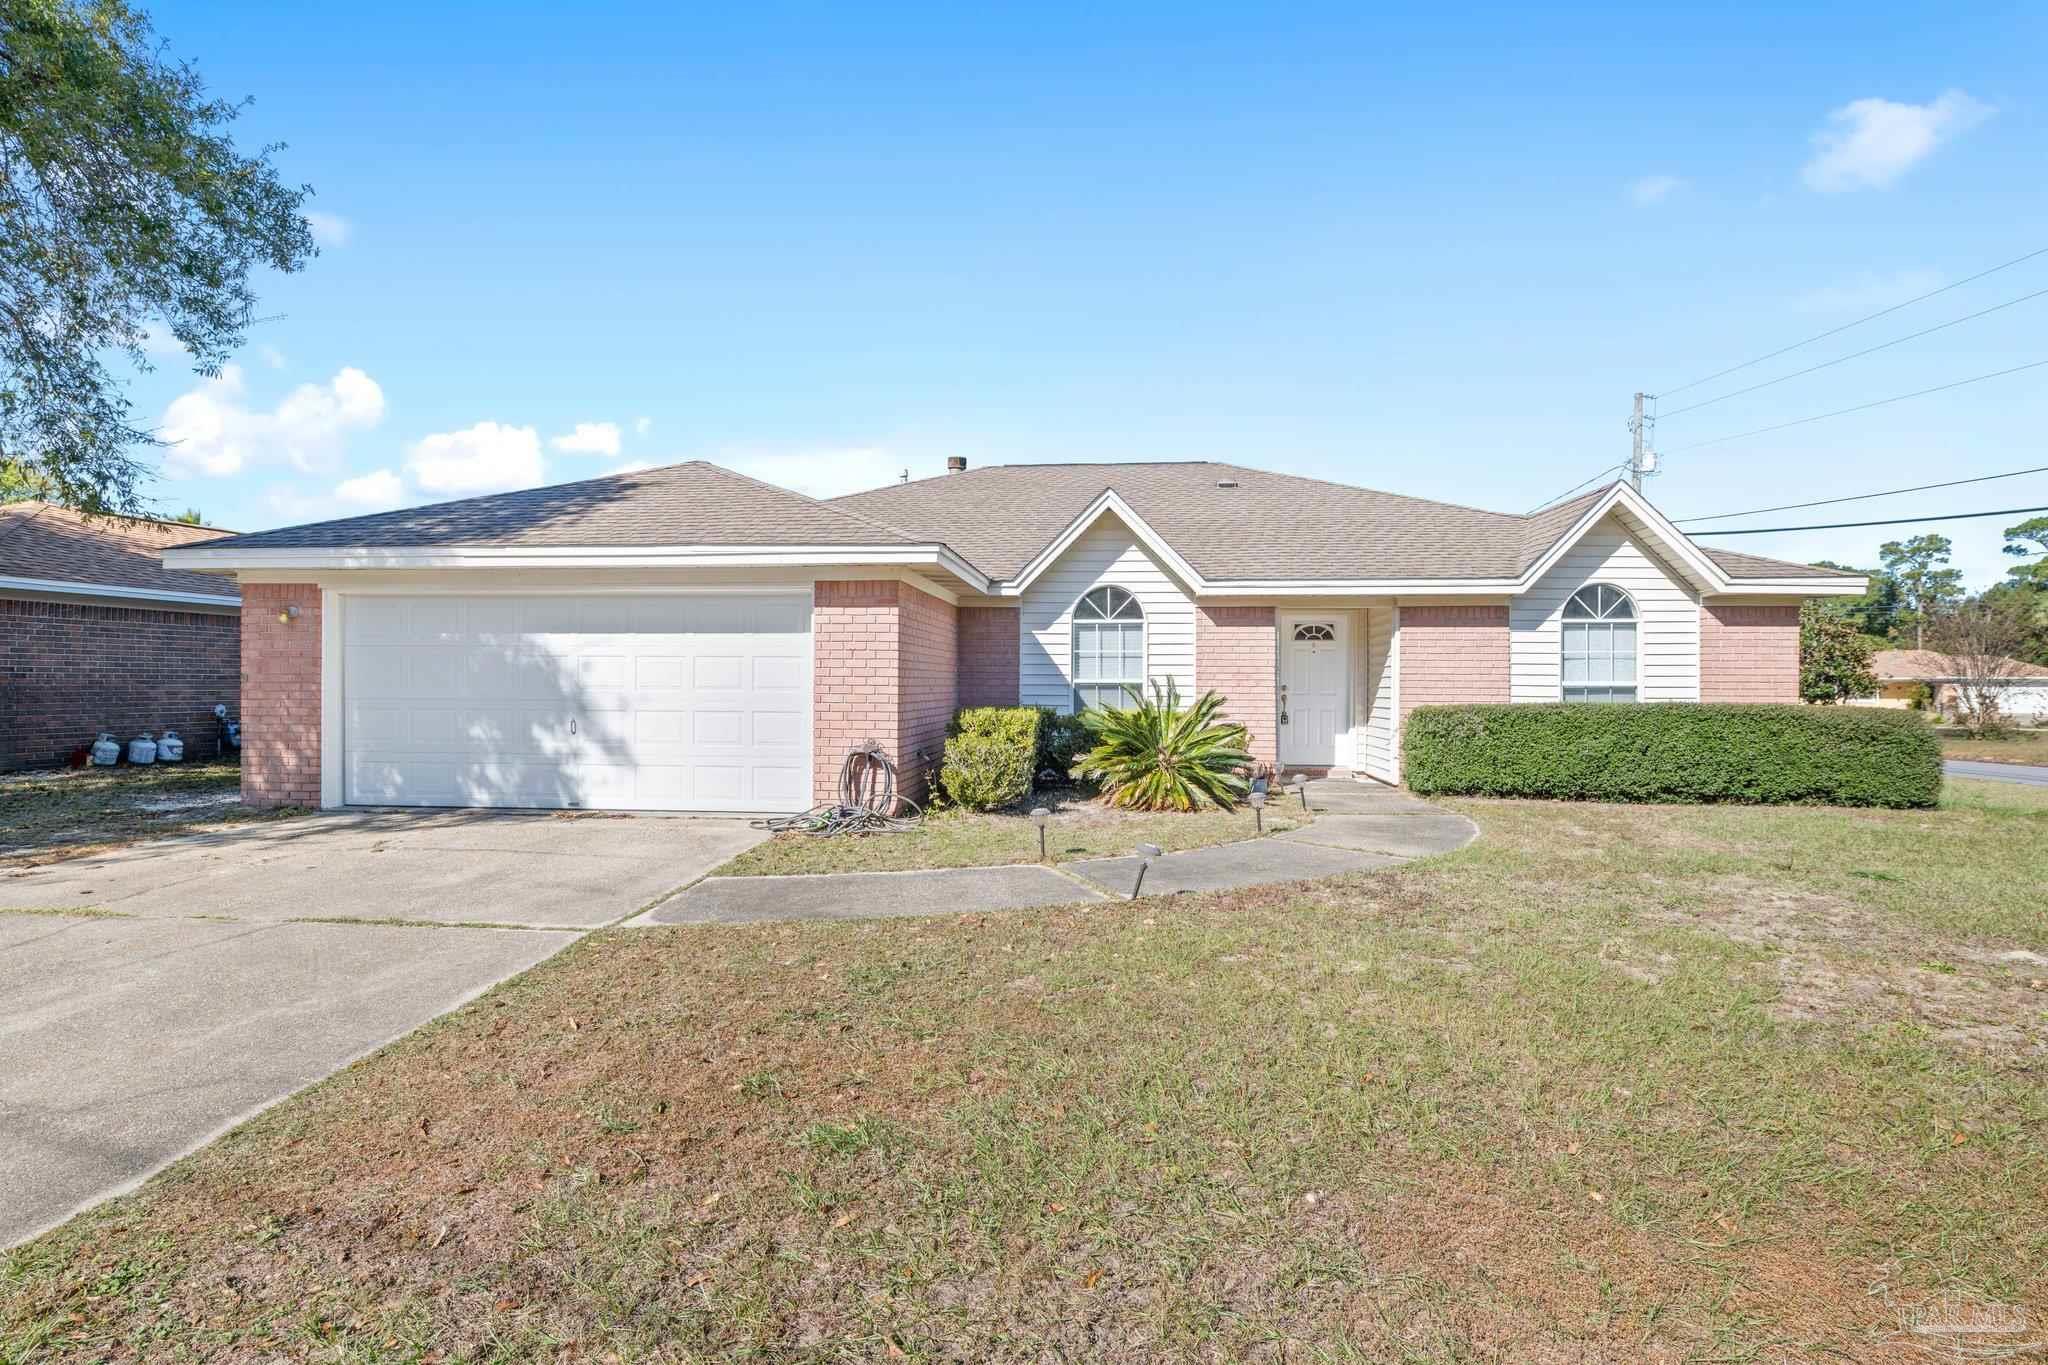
[1561,584,1637,703]
[1071,586,1146,711]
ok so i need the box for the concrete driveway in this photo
[0,809,763,1248]
[1946,758,2048,787]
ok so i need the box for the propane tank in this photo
[127,732,158,765]
[90,732,121,766]
[157,729,185,762]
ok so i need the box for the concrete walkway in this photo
[645,780,1476,924]
[1946,758,2048,788]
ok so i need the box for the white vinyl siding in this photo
[1512,517,1700,702]
[1022,518,1196,711]
[1362,605,1397,782]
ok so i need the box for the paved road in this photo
[1946,759,2048,787]
[0,810,764,1248]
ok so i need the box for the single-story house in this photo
[161,460,1863,812]
[1864,648,2048,724]
[1,501,243,770]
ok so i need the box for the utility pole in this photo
[1627,392,1659,490]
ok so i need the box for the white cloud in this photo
[406,421,545,495]
[334,467,406,509]
[1628,174,1684,205]
[1793,268,1945,315]
[606,459,655,476]
[139,322,187,360]
[257,344,288,370]
[1802,90,1991,192]
[720,446,906,499]
[550,421,623,457]
[304,210,353,247]
[160,365,386,478]
[633,416,653,436]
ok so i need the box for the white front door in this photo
[1279,616,1348,766]
[341,593,813,813]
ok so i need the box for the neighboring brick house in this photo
[162,461,1862,812]
[0,502,241,771]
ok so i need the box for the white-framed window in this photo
[1071,586,1146,711]
[1561,584,1637,703]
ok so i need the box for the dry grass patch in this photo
[0,762,289,866]
[1940,731,2047,765]
[720,786,1310,876]
[4,782,2046,1362]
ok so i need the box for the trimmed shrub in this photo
[1403,703,1940,808]
[939,706,1042,810]
[1034,707,1090,780]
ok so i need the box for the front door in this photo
[1279,616,1348,766]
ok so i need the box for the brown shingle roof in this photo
[176,458,1866,588]
[0,502,240,600]
[835,462,1577,582]
[192,461,920,552]
[1872,649,2048,681]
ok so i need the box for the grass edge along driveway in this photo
[4,777,2045,1363]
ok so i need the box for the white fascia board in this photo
[1708,577,1868,597]
[1196,579,1520,597]
[161,542,991,591]
[997,492,1208,596]
[0,573,242,610]
[1516,484,1727,595]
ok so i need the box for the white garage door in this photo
[342,593,812,813]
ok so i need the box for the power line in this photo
[1688,504,2048,536]
[1666,359,2048,453]
[1659,243,2048,398]
[1659,286,2048,419]
[1526,463,1625,515]
[1675,464,2048,525]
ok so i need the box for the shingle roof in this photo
[832,462,1576,582]
[191,461,920,552]
[0,502,240,600]
[1872,649,2048,681]
[1700,546,1855,580]
[176,458,1865,588]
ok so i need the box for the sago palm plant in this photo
[1077,681,1254,811]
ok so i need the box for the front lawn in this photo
[5,780,2046,1361]
[718,788,1311,876]
[0,761,285,865]
[1941,730,2047,765]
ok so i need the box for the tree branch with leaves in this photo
[0,0,316,514]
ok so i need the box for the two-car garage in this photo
[340,593,813,813]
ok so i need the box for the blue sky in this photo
[132,1,2047,587]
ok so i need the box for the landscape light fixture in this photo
[1249,789,1266,833]
[1030,807,1050,862]
[1130,842,1163,900]
[1287,774,1310,811]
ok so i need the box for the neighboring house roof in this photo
[161,458,1864,596]
[0,501,241,604]
[191,462,921,551]
[1871,649,2048,682]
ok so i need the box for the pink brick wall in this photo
[1196,604,1277,767]
[898,583,959,800]
[239,584,322,808]
[1700,602,1800,702]
[957,605,1020,707]
[811,579,957,807]
[0,598,240,770]
[1398,604,1510,724]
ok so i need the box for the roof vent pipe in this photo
[946,456,967,474]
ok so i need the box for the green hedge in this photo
[1403,703,1941,808]
[939,706,1043,810]
[1034,707,1091,779]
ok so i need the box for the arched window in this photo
[1072,586,1146,711]
[1561,584,1637,703]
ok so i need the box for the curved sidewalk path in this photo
[645,779,1478,926]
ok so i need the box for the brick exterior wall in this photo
[1700,602,1801,702]
[0,597,241,770]
[239,584,322,808]
[812,579,958,807]
[1195,603,1277,767]
[1398,604,1510,724]
[957,605,1021,708]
